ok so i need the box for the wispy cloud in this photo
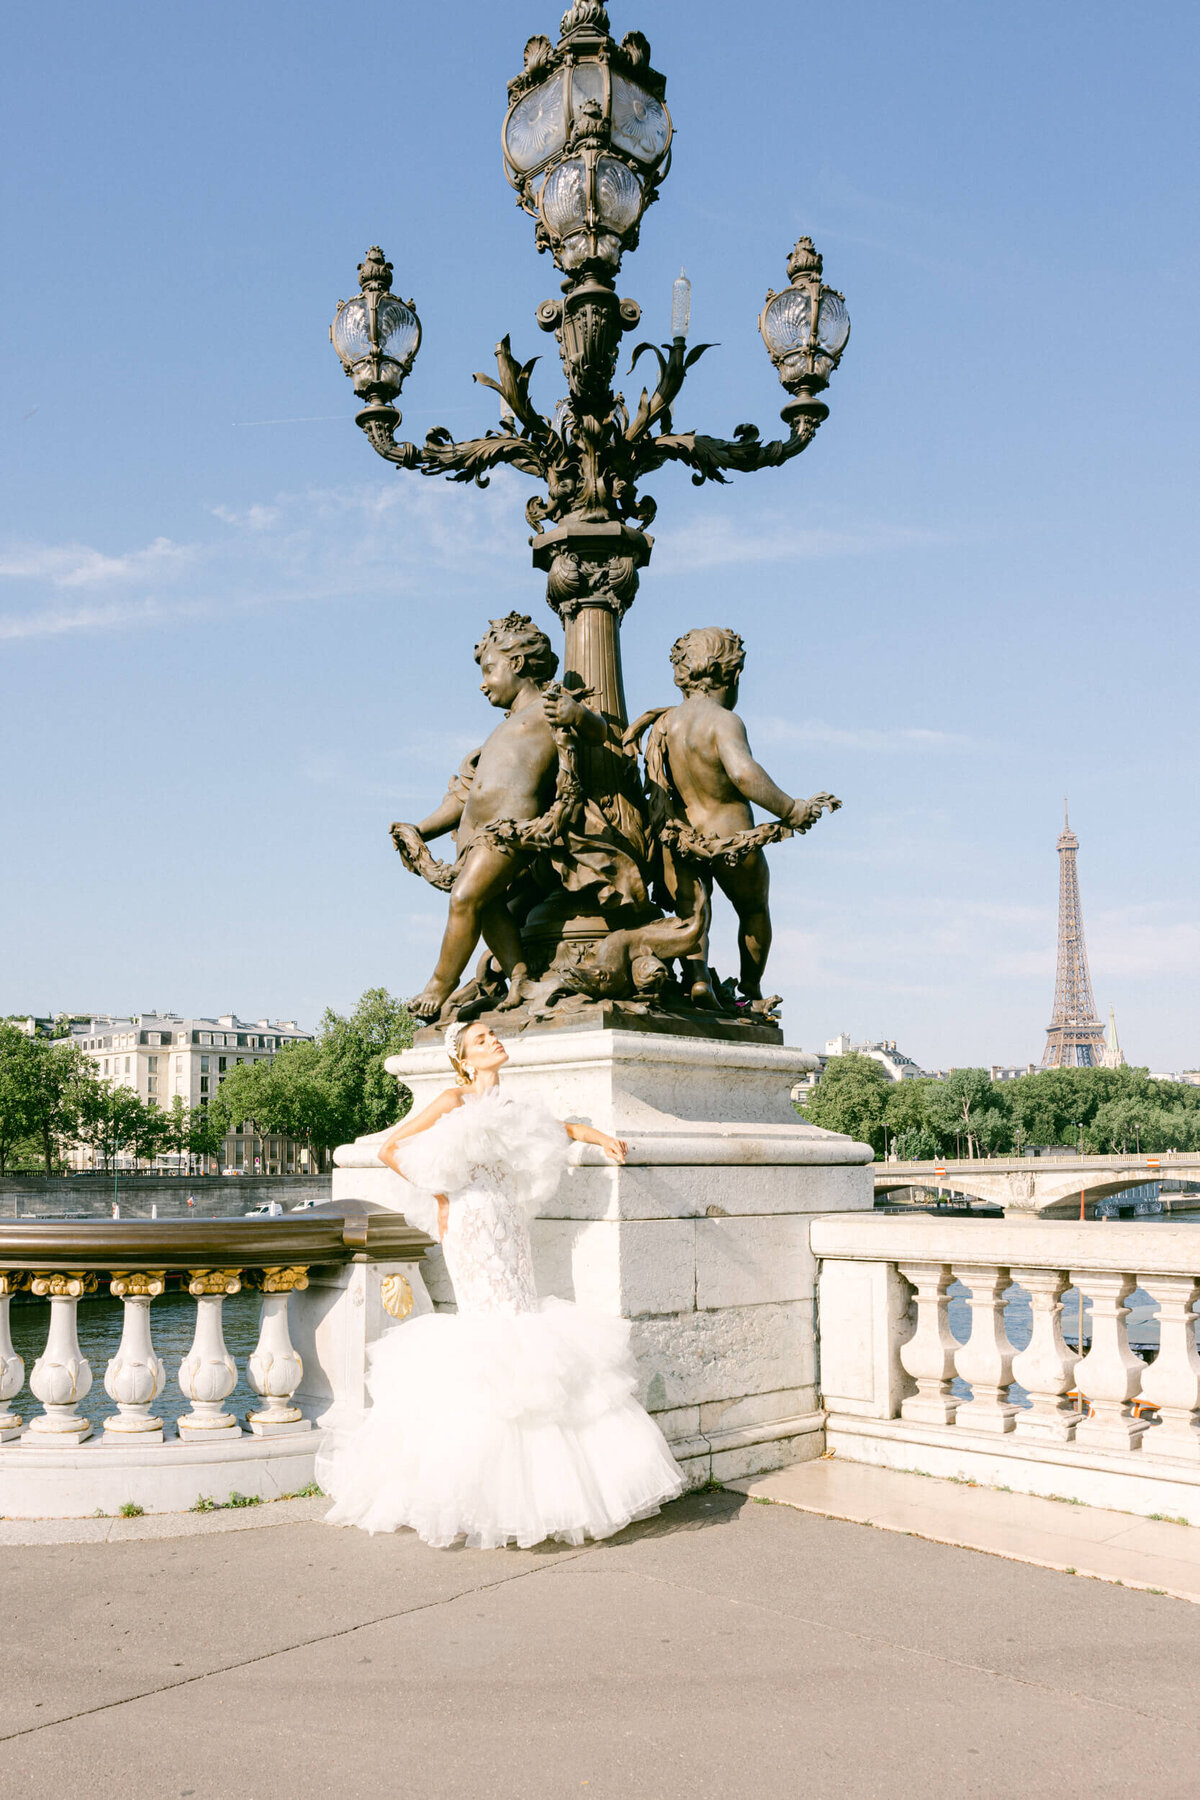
[0,537,192,589]
[651,512,948,574]
[0,473,533,645]
[757,715,974,752]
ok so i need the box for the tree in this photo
[314,988,415,1141]
[923,1068,1000,1160]
[76,1083,157,1173]
[211,1042,342,1172]
[22,1039,100,1173]
[0,1022,33,1176]
[799,1054,890,1154]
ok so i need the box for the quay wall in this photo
[0,1175,333,1221]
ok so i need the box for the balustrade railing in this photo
[814,1217,1200,1507]
[0,1211,429,1451]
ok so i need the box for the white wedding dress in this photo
[319,1088,683,1548]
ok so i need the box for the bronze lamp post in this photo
[329,1,849,733]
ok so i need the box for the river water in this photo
[9,1290,265,1434]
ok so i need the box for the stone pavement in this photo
[733,1459,1200,1602]
[5,1487,1200,1799]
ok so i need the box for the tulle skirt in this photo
[317,1298,684,1549]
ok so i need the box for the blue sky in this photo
[3,1,1197,1070]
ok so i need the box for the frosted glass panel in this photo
[595,156,642,232]
[377,295,419,365]
[506,72,567,171]
[332,296,371,363]
[571,62,605,117]
[542,159,588,233]
[761,287,812,356]
[610,74,670,163]
[817,292,850,355]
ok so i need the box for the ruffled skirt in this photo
[317,1299,684,1549]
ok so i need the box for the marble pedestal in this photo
[332,1027,874,1484]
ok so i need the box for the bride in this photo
[319,1019,684,1547]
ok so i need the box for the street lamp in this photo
[329,2,849,727]
[330,247,421,409]
[759,236,851,424]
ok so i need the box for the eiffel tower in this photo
[1041,803,1106,1069]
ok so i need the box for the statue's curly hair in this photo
[669,627,746,693]
[474,611,559,685]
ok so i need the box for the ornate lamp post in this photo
[330,1,848,732]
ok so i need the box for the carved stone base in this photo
[414,997,782,1047]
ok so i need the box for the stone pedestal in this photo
[332,1027,874,1484]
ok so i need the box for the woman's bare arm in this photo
[377,1089,461,1242]
[564,1119,627,1164]
[377,1088,461,1178]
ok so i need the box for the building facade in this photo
[62,1013,315,1173]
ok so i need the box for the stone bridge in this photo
[874,1153,1200,1216]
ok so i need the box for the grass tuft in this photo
[190,1495,217,1513]
[118,1502,145,1518]
[225,1491,263,1509]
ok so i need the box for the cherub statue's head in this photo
[669,627,746,701]
[474,611,559,709]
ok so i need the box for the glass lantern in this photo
[759,238,850,395]
[502,22,672,277]
[330,247,421,405]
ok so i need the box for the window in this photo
[103,1059,109,1075]
[200,1056,210,1074]
[124,1057,131,1074]
[200,1033,212,1046]
[200,1077,210,1094]
[218,1056,227,1072]
[174,1056,183,1072]
[148,1055,158,1073]
[148,1097,158,1109]
[148,1076,158,1094]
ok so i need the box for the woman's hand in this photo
[563,1120,628,1163]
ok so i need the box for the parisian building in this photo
[60,1012,315,1174]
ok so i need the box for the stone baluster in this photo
[26,1273,97,1440]
[897,1262,959,1425]
[951,1264,1017,1432]
[1136,1275,1200,1460]
[1010,1268,1078,1443]
[1072,1269,1147,1451]
[103,1272,167,1442]
[177,1270,243,1439]
[246,1267,312,1435]
[0,1273,25,1442]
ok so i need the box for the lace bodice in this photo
[388,1090,571,1319]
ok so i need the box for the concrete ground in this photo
[5,1487,1200,1799]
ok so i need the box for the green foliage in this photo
[118,1501,145,1517]
[315,988,415,1138]
[803,1055,1200,1162]
[798,1053,890,1153]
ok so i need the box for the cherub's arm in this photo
[393,750,479,846]
[714,711,802,821]
[542,687,607,744]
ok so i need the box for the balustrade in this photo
[0,1212,430,1473]
[814,1217,1200,1513]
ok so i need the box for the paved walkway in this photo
[733,1459,1200,1602]
[5,1486,1200,1797]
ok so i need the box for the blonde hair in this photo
[444,1021,475,1086]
